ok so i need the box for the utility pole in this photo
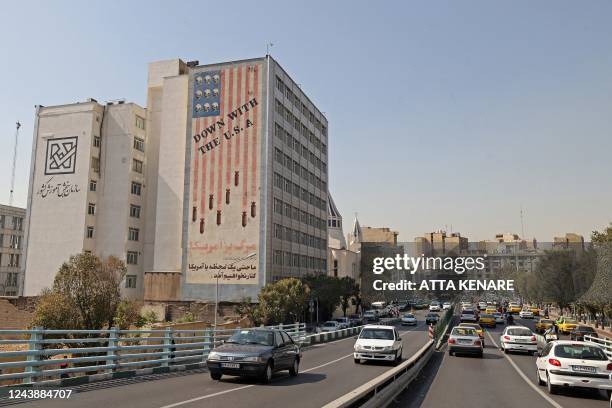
[9,122,21,206]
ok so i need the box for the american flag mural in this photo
[186,62,262,285]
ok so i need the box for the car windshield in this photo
[555,344,607,360]
[404,314,414,318]
[226,330,274,346]
[360,329,394,340]
[452,327,476,336]
[324,322,337,327]
[507,328,532,336]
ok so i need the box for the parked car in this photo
[353,325,403,365]
[207,328,301,383]
[448,326,483,357]
[499,326,537,355]
[425,313,439,325]
[335,317,350,329]
[401,313,417,326]
[442,302,452,310]
[363,310,379,323]
[569,325,598,341]
[429,301,441,312]
[348,314,363,326]
[320,321,340,332]
[536,340,612,395]
[460,309,478,323]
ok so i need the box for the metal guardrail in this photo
[584,334,612,358]
[323,340,434,408]
[0,322,306,385]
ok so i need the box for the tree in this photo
[532,251,576,310]
[339,277,358,317]
[32,252,127,330]
[302,275,344,321]
[257,278,310,325]
[114,300,145,330]
[591,223,612,245]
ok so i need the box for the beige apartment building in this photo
[0,205,26,296]
[23,100,147,297]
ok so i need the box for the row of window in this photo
[86,203,141,219]
[275,99,327,155]
[0,234,22,249]
[275,77,327,137]
[3,272,18,287]
[275,123,327,171]
[273,223,327,250]
[273,173,327,211]
[272,250,326,270]
[95,137,144,153]
[86,226,139,241]
[0,215,23,231]
[273,198,326,231]
[274,147,327,192]
[0,253,20,268]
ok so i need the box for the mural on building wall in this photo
[44,136,78,175]
[186,62,263,285]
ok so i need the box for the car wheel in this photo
[537,369,545,386]
[210,371,222,381]
[448,350,454,356]
[289,357,299,376]
[503,347,509,354]
[394,348,402,366]
[354,358,361,364]
[261,362,273,384]
[546,372,558,394]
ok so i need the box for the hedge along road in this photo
[12,311,432,408]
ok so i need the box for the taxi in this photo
[508,302,522,313]
[529,305,539,316]
[534,318,554,333]
[556,317,579,334]
[478,313,496,328]
[485,306,497,315]
[458,323,484,341]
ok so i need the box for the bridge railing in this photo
[0,322,306,385]
[584,334,612,358]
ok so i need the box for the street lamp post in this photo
[214,252,256,329]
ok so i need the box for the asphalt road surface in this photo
[6,311,432,408]
[410,316,609,408]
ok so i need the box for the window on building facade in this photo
[89,180,97,192]
[12,217,23,231]
[8,254,20,267]
[133,137,145,152]
[125,275,137,288]
[9,235,21,249]
[135,115,145,130]
[92,157,100,173]
[5,272,18,287]
[93,136,101,148]
[132,159,143,174]
[130,204,141,218]
[131,182,142,196]
[128,228,139,241]
[127,251,138,265]
[88,203,96,215]
[86,226,94,238]
[0,215,4,228]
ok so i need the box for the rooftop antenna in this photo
[9,122,21,206]
[266,42,274,56]
[520,205,526,239]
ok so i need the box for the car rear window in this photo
[554,344,607,360]
[507,328,532,336]
[462,310,474,315]
[452,327,476,336]
[480,314,493,318]
[360,329,394,340]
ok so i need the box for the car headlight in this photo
[381,346,393,351]
[207,352,220,361]
[243,356,264,362]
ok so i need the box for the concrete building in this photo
[23,56,329,304]
[0,205,26,296]
[327,193,359,280]
[414,231,468,256]
[553,233,585,253]
[23,100,147,297]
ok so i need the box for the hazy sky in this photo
[1,1,610,241]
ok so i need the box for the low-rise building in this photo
[0,205,26,296]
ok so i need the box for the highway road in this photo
[7,311,432,408]
[399,316,610,408]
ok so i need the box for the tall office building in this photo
[145,57,328,303]
[23,100,147,297]
[0,205,26,296]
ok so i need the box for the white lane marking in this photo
[158,324,422,408]
[486,331,563,408]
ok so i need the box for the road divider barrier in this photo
[584,334,612,358]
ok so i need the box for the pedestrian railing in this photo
[584,335,612,358]
[0,322,306,385]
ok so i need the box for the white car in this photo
[354,325,403,365]
[320,321,340,332]
[400,313,417,326]
[442,302,451,310]
[536,340,612,395]
[335,317,350,329]
[429,302,441,312]
[478,302,487,310]
[493,312,505,324]
[519,309,534,319]
[499,326,538,355]
[460,309,478,323]
[461,302,472,309]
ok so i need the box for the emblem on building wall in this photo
[44,136,78,175]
